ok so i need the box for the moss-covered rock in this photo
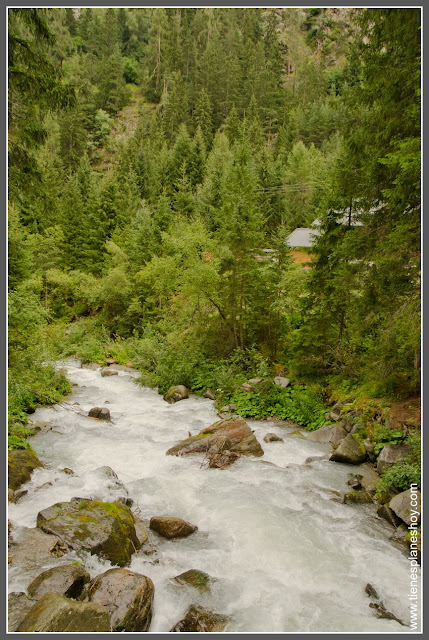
[173,569,214,592]
[343,490,373,505]
[163,385,189,404]
[27,564,90,600]
[8,449,44,492]
[36,498,140,567]
[17,593,111,632]
[82,568,154,632]
[170,605,229,632]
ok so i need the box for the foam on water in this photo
[8,360,420,632]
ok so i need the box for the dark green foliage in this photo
[7,8,420,464]
[8,8,75,199]
[229,386,326,430]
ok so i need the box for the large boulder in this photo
[389,489,421,526]
[8,592,38,632]
[166,417,264,461]
[204,389,216,400]
[17,593,111,632]
[170,605,229,632]
[36,498,140,567]
[173,570,213,592]
[8,449,44,493]
[163,385,189,404]
[307,424,347,445]
[150,516,197,539]
[82,568,154,632]
[329,434,366,465]
[88,407,111,421]
[376,444,411,474]
[27,564,90,600]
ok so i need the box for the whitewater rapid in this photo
[8,360,419,632]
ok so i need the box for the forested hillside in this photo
[8,8,421,457]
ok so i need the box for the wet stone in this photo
[27,564,90,600]
[170,605,229,632]
[173,569,213,592]
[150,516,198,539]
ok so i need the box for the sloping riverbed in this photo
[8,360,419,632]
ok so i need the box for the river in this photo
[8,360,419,632]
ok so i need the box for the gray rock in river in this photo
[166,416,264,461]
[36,498,140,566]
[163,385,189,403]
[284,430,307,439]
[8,526,68,584]
[27,564,90,600]
[81,362,100,370]
[89,466,130,504]
[263,432,284,443]
[343,490,373,504]
[170,604,229,632]
[100,368,118,377]
[150,516,198,539]
[329,434,367,464]
[173,569,214,592]
[88,406,111,420]
[82,568,154,632]
[17,592,111,632]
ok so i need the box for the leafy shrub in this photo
[8,363,71,450]
[123,57,139,84]
[371,424,404,455]
[230,385,326,430]
[376,461,421,497]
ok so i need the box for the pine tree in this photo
[8,8,75,199]
[193,87,213,148]
[189,126,207,187]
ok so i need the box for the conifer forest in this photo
[7,7,422,633]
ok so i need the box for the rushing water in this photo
[8,360,420,632]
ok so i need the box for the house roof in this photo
[286,227,321,248]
